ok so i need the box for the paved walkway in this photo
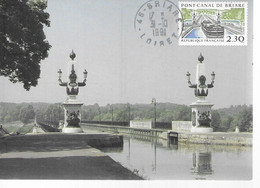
[0,134,142,180]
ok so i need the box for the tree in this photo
[211,110,221,131]
[229,106,253,132]
[42,104,63,122]
[157,111,175,122]
[220,115,233,131]
[0,0,51,90]
[173,105,191,121]
[236,107,253,132]
[4,114,12,122]
[114,110,128,122]
[19,105,35,124]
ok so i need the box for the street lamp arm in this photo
[78,81,86,87]
[58,79,68,86]
[188,83,197,88]
[207,82,214,88]
[78,78,87,87]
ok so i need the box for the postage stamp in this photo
[179,2,248,46]
[134,0,183,46]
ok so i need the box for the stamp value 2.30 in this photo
[179,2,248,46]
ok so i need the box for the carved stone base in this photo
[191,127,213,133]
[62,100,84,133]
[190,100,214,132]
[62,127,83,133]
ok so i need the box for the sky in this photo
[0,0,253,109]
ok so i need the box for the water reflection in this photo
[191,151,213,179]
[83,128,252,180]
[152,139,156,171]
[124,136,158,171]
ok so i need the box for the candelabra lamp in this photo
[58,51,88,133]
[186,53,215,133]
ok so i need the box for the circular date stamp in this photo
[134,0,183,46]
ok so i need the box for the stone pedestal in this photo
[190,101,214,133]
[62,98,84,133]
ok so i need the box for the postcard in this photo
[0,0,254,185]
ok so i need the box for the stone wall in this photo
[130,120,153,129]
[0,133,123,149]
[178,132,252,146]
[172,121,192,132]
[81,124,252,146]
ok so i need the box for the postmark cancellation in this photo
[134,0,183,46]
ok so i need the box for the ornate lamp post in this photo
[58,50,88,133]
[186,53,215,133]
[97,106,101,123]
[151,98,156,128]
[110,105,113,125]
[191,11,197,25]
[216,10,222,24]
[125,103,131,125]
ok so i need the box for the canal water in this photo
[185,28,206,39]
[84,128,252,180]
